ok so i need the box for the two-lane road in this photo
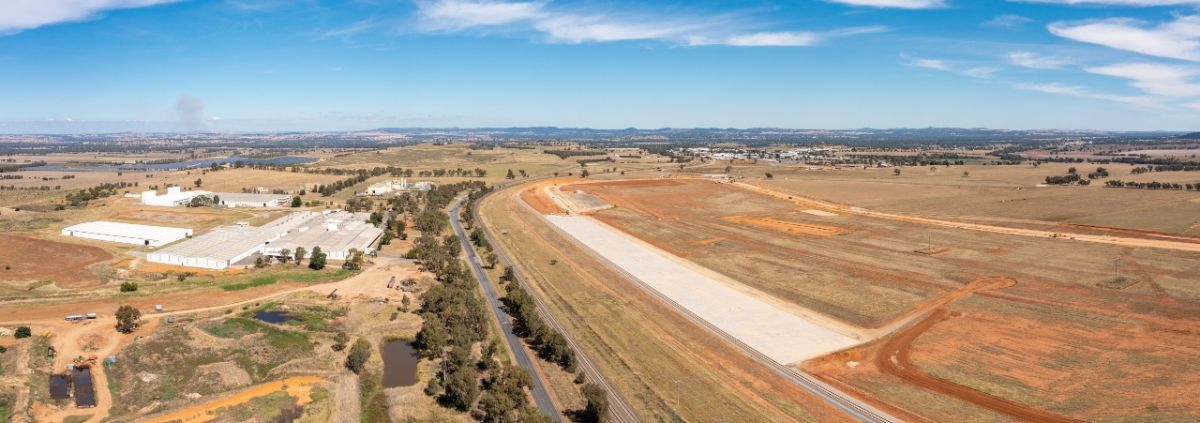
[450,196,561,421]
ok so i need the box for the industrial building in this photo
[61,221,193,247]
[362,178,434,196]
[140,186,289,208]
[147,211,382,269]
[215,193,291,208]
[140,186,210,207]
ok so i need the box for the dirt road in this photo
[876,309,1081,423]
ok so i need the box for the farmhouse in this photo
[146,211,381,269]
[61,221,193,247]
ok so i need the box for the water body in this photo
[254,310,291,324]
[26,155,316,172]
[381,340,420,388]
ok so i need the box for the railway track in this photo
[470,185,642,423]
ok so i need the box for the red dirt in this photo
[0,234,112,288]
[1061,223,1200,244]
[877,308,1080,423]
[520,186,563,214]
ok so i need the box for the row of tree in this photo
[1104,180,1200,190]
[503,282,577,373]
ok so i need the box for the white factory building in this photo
[362,178,434,196]
[141,186,210,207]
[61,221,193,247]
[147,211,382,270]
[215,193,291,208]
[140,187,289,208]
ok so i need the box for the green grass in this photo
[220,269,353,291]
[225,391,297,421]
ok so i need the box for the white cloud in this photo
[318,19,378,40]
[1086,62,1200,97]
[1014,82,1161,108]
[1048,15,1200,62]
[825,0,946,8]
[965,67,1000,78]
[415,0,544,31]
[533,14,696,43]
[983,14,1033,29]
[907,56,951,70]
[1009,52,1071,69]
[1184,101,1200,111]
[414,0,880,47]
[688,26,886,47]
[0,0,179,35]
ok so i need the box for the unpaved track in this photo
[877,309,1081,423]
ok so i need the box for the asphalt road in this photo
[450,196,561,421]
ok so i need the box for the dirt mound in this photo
[0,234,112,288]
[722,215,846,236]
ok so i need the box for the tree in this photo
[962,171,970,177]
[279,249,291,263]
[485,252,498,269]
[506,169,516,179]
[724,165,733,173]
[400,294,411,312]
[765,172,773,179]
[211,194,221,206]
[309,246,326,270]
[519,169,527,178]
[580,383,609,423]
[293,247,306,266]
[14,326,31,339]
[115,305,141,333]
[194,178,203,187]
[442,347,480,411]
[342,248,364,270]
[893,168,901,176]
[119,281,138,292]
[580,169,590,178]
[291,196,302,207]
[346,338,372,374]
[414,318,447,358]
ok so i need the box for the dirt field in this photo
[0,235,112,288]
[543,175,1200,421]
[480,182,855,422]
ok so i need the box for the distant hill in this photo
[1175,132,1200,139]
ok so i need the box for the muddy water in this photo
[381,341,419,388]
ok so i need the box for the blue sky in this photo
[1,0,1199,133]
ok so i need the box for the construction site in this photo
[493,167,1200,422]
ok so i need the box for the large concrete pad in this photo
[546,215,860,364]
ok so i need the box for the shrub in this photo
[119,281,138,292]
[14,326,32,339]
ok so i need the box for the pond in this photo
[254,310,291,324]
[381,340,420,388]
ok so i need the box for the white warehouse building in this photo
[141,187,289,208]
[147,211,382,270]
[141,186,211,207]
[61,221,193,247]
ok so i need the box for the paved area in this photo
[546,215,861,364]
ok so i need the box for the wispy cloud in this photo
[1009,52,1071,70]
[415,0,543,31]
[0,0,180,35]
[1014,82,1160,108]
[1086,62,1200,97]
[825,0,946,8]
[983,14,1033,29]
[412,0,883,47]
[318,18,379,40]
[1048,15,1200,62]
[908,56,951,70]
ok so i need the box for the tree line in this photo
[1104,180,1200,191]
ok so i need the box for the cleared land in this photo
[551,173,1200,421]
[545,214,860,364]
[480,182,854,422]
[0,235,112,288]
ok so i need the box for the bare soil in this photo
[0,235,112,288]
